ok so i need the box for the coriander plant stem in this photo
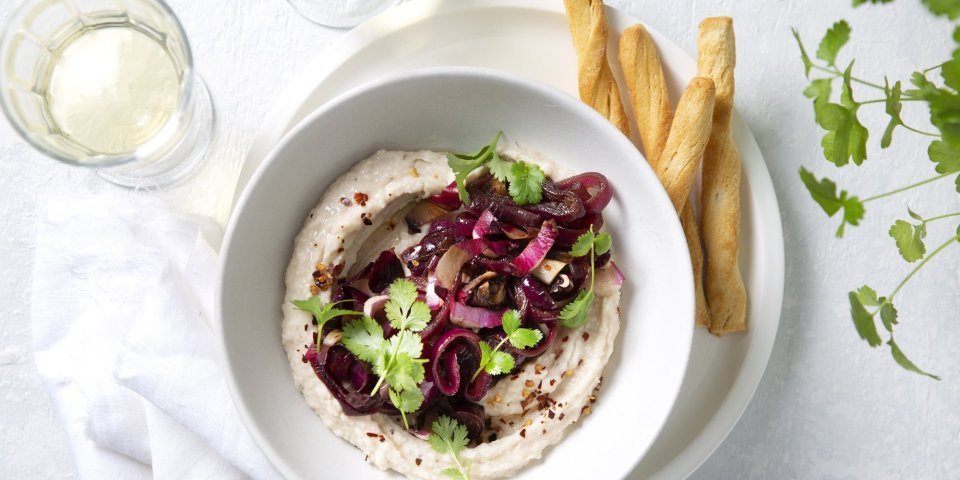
[889,235,960,301]
[861,173,954,203]
[923,62,946,74]
[924,211,960,224]
[900,123,940,137]
[812,64,886,90]
[370,330,406,396]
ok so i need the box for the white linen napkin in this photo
[31,194,280,479]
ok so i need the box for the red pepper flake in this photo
[415,458,422,466]
[519,429,526,438]
[549,379,556,387]
[300,354,307,363]
[558,413,566,421]
[366,432,379,438]
[303,324,308,332]
[336,247,344,253]
[582,332,590,341]
[353,192,369,207]
[360,212,373,226]
[547,409,555,419]
[387,220,397,231]
[510,374,520,381]
[379,435,385,443]
[542,429,547,435]
[561,335,569,343]
[340,196,352,206]
[578,358,584,367]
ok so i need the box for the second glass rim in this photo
[0,0,199,168]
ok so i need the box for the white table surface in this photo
[2,0,959,478]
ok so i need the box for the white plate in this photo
[235,1,785,478]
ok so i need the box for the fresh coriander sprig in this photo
[446,132,546,205]
[472,309,544,381]
[341,278,430,429]
[428,415,471,480]
[559,226,612,328]
[794,3,960,378]
[291,297,355,332]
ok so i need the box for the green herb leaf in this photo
[928,140,960,174]
[956,174,960,193]
[501,309,522,335]
[848,289,883,347]
[447,132,503,204]
[389,330,424,359]
[816,20,851,66]
[429,416,471,480]
[560,290,594,328]
[570,230,595,257]
[855,285,881,307]
[908,208,924,221]
[385,352,425,392]
[791,28,813,78]
[881,80,903,149]
[594,232,612,255]
[925,87,960,149]
[841,62,869,165]
[879,301,899,332]
[922,0,960,20]
[486,350,515,376]
[486,150,511,183]
[385,278,431,332]
[341,315,388,364]
[804,78,833,106]
[508,327,543,349]
[888,338,941,380]
[889,219,927,262]
[292,297,356,333]
[798,167,865,237]
[507,161,546,205]
[442,467,470,480]
[389,386,424,413]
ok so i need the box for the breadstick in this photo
[563,0,630,137]
[619,24,711,327]
[655,77,715,213]
[697,17,747,335]
[618,24,672,169]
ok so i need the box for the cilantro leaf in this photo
[594,232,612,255]
[881,80,903,149]
[508,327,543,349]
[384,352,425,392]
[889,220,927,262]
[922,0,960,19]
[798,167,865,237]
[816,20,851,66]
[486,150,511,182]
[791,28,813,78]
[804,78,833,106]
[389,330,424,359]
[570,230,595,257]
[928,140,960,174]
[486,350,515,376]
[388,386,424,413]
[855,285,881,307]
[385,278,431,332]
[879,301,899,332]
[501,309,521,335]
[956,174,960,193]
[841,62,868,165]
[430,416,469,456]
[291,297,356,333]
[442,468,470,480]
[888,338,941,380]
[447,132,503,204]
[341,315,388,364]
[507,161,545,205]
[560,290,594,328]
[925,87,960,149]
[848,289,883,347]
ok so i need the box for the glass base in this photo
[96,76,215,190]
[286,0,400,28]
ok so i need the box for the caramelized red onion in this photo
[512,220,557,275]
[307,343,384,415]
[430,328,485,397]
[554,172,612,214]
[434,238,489,288]
[449,301,505,329]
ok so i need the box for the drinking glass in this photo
[0,0,214,189]
[286,0,402,28]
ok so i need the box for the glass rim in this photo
[0,0,198,168]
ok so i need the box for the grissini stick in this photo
[620,24,712,328]
[698,17,748,335]
[655,76,716,214]
[563,0,630,137]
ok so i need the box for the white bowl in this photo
[218,67,694,480]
